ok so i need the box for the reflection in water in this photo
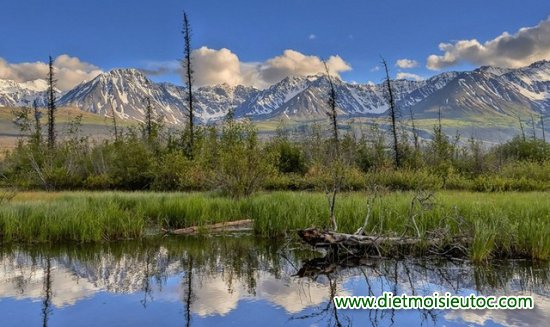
[184,255,193,327]
[0,236,548,327]
[41,257,51,327]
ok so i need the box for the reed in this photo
[1,191,549,261]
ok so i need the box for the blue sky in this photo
[1,0,549,89]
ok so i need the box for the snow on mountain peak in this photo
[1,60,549,122]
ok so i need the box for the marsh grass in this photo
[1,191,549,262]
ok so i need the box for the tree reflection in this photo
[183,256,194,327]
[0,238,548,327]
[41,257,52,327]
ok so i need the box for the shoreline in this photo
[1,190,549,262]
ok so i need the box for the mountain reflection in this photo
[0,236,549,327]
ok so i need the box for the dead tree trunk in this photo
[163,219,252,235]
[46,56,56,149]
[382,58,400,168]
[324,61,340,232]
[182,12,195,158]
[298,227,470,256]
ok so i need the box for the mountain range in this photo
[1,60,549,124]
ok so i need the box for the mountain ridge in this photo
[1,60,549,124]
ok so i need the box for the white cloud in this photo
[370,65,380,72]
[395,58,418,69]
[309,34,316,40]
[396,72,424,81]
[0,54,102,91]
[191,47,244,87]
[427,17,550,70]
[186,47,352,89]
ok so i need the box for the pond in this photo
[0,235,548,326]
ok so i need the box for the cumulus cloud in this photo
[0,54,102,91]
[396,72,424,81]
[178,47,352,89]
[427,17,550,70]
[309,34,316,40]
[191,47,244,86]
[395,58,418,69]
[256,49,351,85]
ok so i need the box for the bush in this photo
[495,137,550,163]
[151,151,191,191]
[213,119,276,197]
[273,140,306,175]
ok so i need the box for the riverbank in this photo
[1,191,549,262]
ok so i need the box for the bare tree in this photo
[381,58,400,168]
[182,11,195,158]
[46,56,56,149]
[324,61,340,231]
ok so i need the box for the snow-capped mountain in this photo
[500,60,550,110]
[411,61,550,118]
[0,79,49,107]
[1,60,549,123]
[58,69,186,124]
[58,69,257,123]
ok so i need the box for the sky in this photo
[0,0,549,90]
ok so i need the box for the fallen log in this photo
[297,227,470,254]
[164,219,253,235]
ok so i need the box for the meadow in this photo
[2,105,550,264]
[1,190,549,263]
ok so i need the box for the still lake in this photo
[0,235,548,326]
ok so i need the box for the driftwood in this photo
[164,219,253,235]
[297,227,470,257]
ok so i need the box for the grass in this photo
[1,191,550,262]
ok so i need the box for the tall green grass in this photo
[1,191,549,262]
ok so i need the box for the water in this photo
[0,235,548,327]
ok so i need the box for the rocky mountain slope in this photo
[1,60,549,124]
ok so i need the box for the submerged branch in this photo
[297,227,471,257]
